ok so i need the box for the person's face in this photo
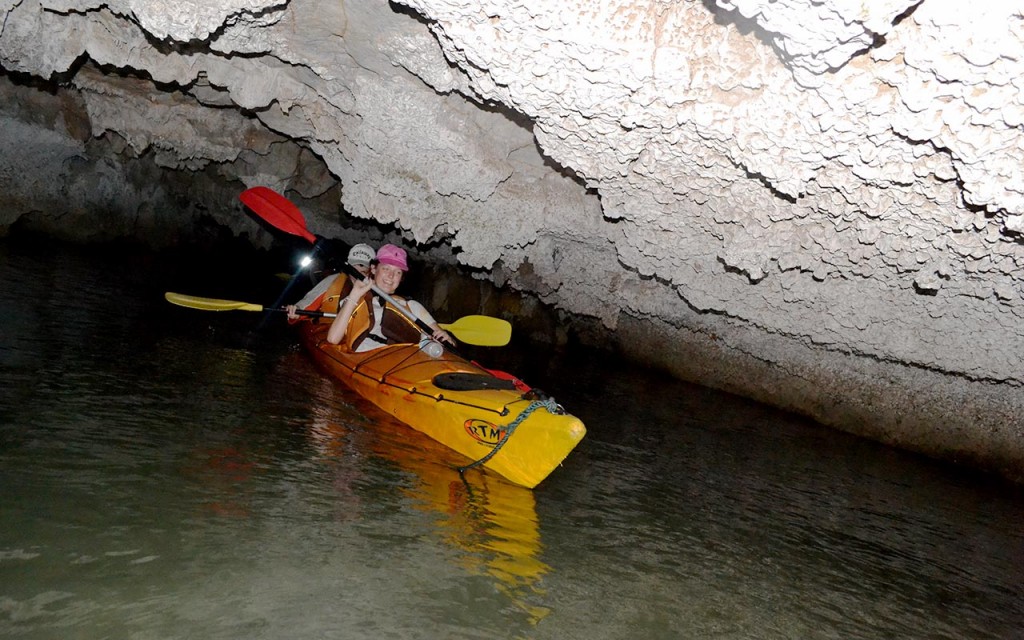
[353,263,371,277]
[373,263,404,294]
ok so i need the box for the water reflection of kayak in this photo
[412,465,553,624]
[307,397,553,624]
[295,318,586,489]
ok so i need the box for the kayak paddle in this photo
[238,187,513,349]
[240,186,316,244]
[434,315,511,348]
[165,292,512,347]
[164,292,329,317]
[240,186,325,327]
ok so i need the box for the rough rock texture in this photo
[1,0,1022,479]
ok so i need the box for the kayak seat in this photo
[432,372,519,392]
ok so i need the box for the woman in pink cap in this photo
[326,243,455,351]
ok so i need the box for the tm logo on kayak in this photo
[464,419,507,445]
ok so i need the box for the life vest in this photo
[344,292,424,351]
[288,274,354,326]
[318,274,354,316]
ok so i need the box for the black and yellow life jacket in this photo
[319,274,354,315]
[344,292,424,351]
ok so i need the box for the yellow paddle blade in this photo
[164,292,264,312]
[439,315,512,347]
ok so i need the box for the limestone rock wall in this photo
[1,0,1022,478]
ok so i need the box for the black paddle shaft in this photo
[259,237,327,329]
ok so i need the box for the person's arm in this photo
[407,300,455,345]
[287,274,339,320]
[326,278,372,344]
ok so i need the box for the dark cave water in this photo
[1,236,1022,639]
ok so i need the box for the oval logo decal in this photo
[464,419,507,445]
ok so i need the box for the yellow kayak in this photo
[296,319,586,488]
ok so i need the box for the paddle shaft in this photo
[274,307,335,319]
[267,237,324,310]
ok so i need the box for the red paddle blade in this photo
[239,186,316,244]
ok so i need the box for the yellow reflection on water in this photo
[306,377,552,624]
[406,468,552,624]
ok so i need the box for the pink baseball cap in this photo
[375,244,408,271]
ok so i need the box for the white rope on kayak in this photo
[456,397,561,473]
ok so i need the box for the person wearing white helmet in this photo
[285,243,375,320]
